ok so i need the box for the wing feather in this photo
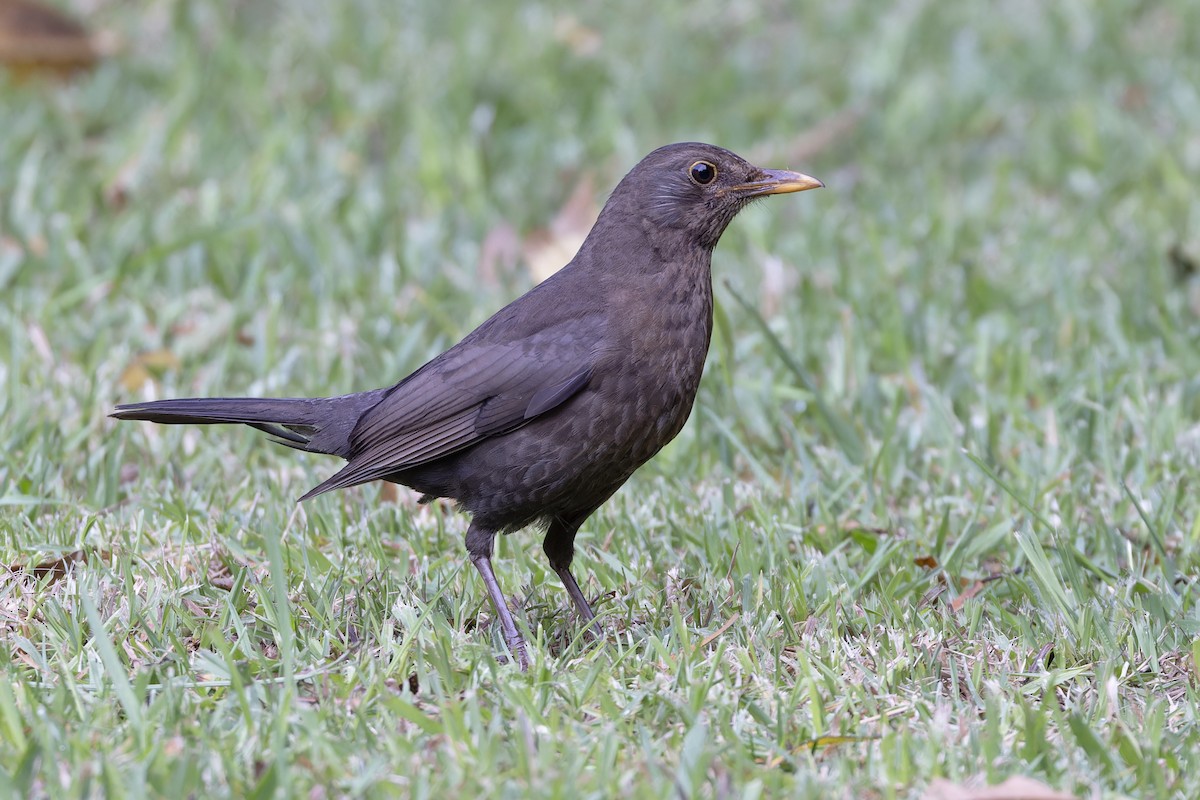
[300,406,479,499]
[299,333,596,501]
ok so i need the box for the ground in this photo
[2,1,1199,797]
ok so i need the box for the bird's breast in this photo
[594,270,714,459]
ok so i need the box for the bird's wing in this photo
[299,333,595,500]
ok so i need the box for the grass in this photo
[2,0,1200,797]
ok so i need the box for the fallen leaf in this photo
[0,0,110,77]
[918,580,948,609]
[553,15,601,57]
[1033,641,1055,671]
[523,174,597,282]
[377,481,400,505]
[104,149,142,210]
[118,463,139,485]
[478,222,521,287]
[119,348,181,393]
[950,572,1005,613]
[1169,243,1197,283]
[10,549,107,583]
[700,612,740,648]
[13,648,43,673]
[1119,83,1148,112]
[914,555,939,569]
[207,556,234,591]
[950,579,988,612]
[922,776,1079,800]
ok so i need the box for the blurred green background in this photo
[2,1,1199,797]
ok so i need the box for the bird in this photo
[111,142,823,669]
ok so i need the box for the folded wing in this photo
[299,332,595,500]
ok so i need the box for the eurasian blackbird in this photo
[112,142,823,669]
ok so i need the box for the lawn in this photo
[2,1,1199,797]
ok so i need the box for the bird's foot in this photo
[505,632,532,672]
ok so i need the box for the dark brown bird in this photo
[112,143,823,668]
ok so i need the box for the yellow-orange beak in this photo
[731,169,825,197]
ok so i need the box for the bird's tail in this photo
[110,390,387,458]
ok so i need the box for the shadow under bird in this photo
[112,142,823,669]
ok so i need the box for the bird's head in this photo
[604,142,824,251]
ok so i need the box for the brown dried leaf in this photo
[1119,83,1148,112]
[700,612,740,648]
[119,348,181,393]
[0,0,108,77]
[914,555,939,569]
[104,149,143,210]
[950,579,989,613]
[377,481,400,505]
[118,462,139,485]
[922,776,1079,800]
[207,557,234,591]
[119,363,150,393]
[10,549,107,583]
[918,579,948,609]
[553,15,601,57]
[1169,242,1197,283]
[478,222,521,288]
[13,648,43,672]
[182,598,207,618]
[950,572,1006,613]
[523,174,597,282]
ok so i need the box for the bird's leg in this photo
[544,519,601,637]
[557,567,598,626]
[466,523,530,671]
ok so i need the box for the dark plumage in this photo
[112,142,823,668]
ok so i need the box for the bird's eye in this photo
[689,161,717,185]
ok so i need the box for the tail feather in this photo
[111,390,388,459]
